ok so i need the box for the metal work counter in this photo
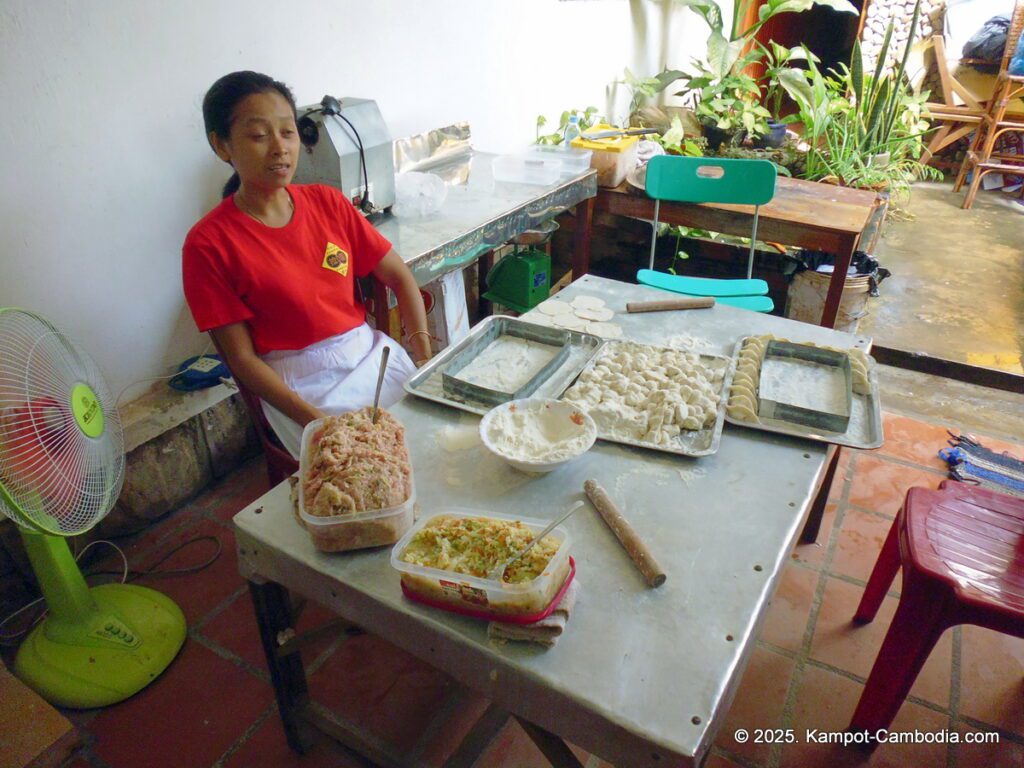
[374,151,597,287]
[234,276,870,767]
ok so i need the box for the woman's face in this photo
[212,91,300,192]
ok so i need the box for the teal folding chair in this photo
[637,155,777,312]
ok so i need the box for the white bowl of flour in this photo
[480,399,597,474]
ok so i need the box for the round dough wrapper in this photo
[522,313,554,327]
[536,299,573,316]
[571,295,606,311]
[575,306,614,322]
[587,321,623,338]
[552,313,589,331]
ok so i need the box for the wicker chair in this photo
[953,0,1024,209]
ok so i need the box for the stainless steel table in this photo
[367,151,597,331]
[234,276,871,767]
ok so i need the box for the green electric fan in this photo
[0,308,186,708]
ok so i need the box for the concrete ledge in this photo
[0,662,80,768]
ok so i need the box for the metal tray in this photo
[557,340,735,458]
[724,337,884,449]
[441,318,571,406]
[405,315,605,416]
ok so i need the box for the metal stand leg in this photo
[248,579,313,753]
[801,446,841,544]
[516,717,586,768]
[571,197,595,280]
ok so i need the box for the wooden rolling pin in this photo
[626,296,715,313]
[583,480,666,588]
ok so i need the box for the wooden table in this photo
[572,177,880,329]
[234,277,871,767]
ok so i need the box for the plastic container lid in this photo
[492,154,563,185]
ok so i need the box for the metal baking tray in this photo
[405,315,605,415]
[725,337,884,449]
[758,341,852,433]
[556,340,735,458]
[441,318,571,406]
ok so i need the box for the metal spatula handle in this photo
[372,346,390,425]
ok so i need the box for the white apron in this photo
[260,323,416,458]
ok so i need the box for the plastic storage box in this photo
[298,417,415,552]
[492,154,563,185]
[527,145,594,176]
[571,124,640,187]
[391,509,574,621]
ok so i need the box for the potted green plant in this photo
[686,58,772,148]
[755,42,816,148]
[671,0,858,147]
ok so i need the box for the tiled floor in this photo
[41,413,1024,768]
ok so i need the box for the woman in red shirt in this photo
[183,71,431,458]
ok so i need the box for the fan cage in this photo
[0,310,124,536]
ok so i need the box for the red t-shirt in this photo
[182,184,391,354]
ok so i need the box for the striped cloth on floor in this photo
[939,433,1024,498]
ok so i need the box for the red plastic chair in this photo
[210,337,298,488]
[850,482,1024,734]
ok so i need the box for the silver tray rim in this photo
[723,336,885,450]
[403,315,606,416]
[558,339,736,459]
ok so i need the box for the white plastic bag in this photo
[392,172,447,218]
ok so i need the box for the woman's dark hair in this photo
[202,71,298,197]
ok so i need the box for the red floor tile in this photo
[474,719,551,768]
[414,689,492,767]
[307,633,454,756]
[716,647,796,764]
[955,724,1024,768]
[830,508,897,585]
[758,564,820,653]
[222,711,364,768]
[203,457,271,523]
[198,591,341,672]
[846,455,944,518]
[959,626,1024,737]
[810,577,952,709]
[704,753,748,768]
[791,503,838,568]
[89,639,271,768]
[133,517,242,626]
[827,449,855,503]
[87,504,204,578]
[780,665,951,767]
[876,413,952,471]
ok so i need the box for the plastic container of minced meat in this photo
[298,417,415,553]
[390,509,575,623]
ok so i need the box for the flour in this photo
[483,402,594,462]
[455,335,558,393]
[665,334,716,354]
[436,423,482,452]
[759,357,849,415]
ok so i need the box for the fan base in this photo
[14,582,186,708]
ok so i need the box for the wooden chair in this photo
[921,34,991,162]
[210,336,298,488]
[954,1,1024,208]
[636,155,777,313]
[849,482,1024,735]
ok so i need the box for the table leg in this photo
[248,579,313,753]
[478,250,495,319]
[571,197,595,281]
[819,236,857,328]
[801,445,841,543]
[372,278,394,339]
[516,716,586,768]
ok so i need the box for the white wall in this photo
[0,0,707,403]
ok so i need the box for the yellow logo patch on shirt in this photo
[322,242,350,276]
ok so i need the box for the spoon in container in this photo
[488,501,585,583]
[372,346,390,425]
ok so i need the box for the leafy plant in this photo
[758,41,816,122]
[655,115,706,156]
[688,60,772,136]
[535,107,603,145]
[621,67,687,117]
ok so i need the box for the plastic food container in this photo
[571,124,640,187]
[492,154,563,185]
[479,398,596,474]
[298,418,415,552]
[391,509,574,621]
[526,145,594,176]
